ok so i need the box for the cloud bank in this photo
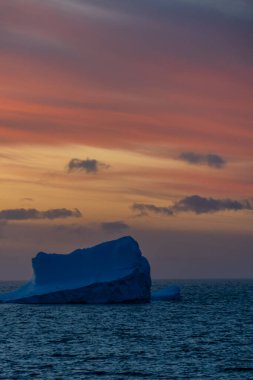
[179,152,226,168]
[0,208,82,220]
[133,195,253,216]
[67,158,110,173]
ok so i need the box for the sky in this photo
[0,0,253,280]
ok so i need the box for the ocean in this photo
[0,280,252,379]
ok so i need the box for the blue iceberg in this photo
[0,236,151,304]
[0,236,180,304]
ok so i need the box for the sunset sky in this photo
[0,0,253,280]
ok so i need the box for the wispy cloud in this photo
[133,195,253,216]
[67,158,110,173]
[179,152,226,168]
[132,203,174,217]
[0,0,252,157]
[177,0,253,21]
[0,208,82,220]
[47,0,130,22]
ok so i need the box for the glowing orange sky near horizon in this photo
[0,0,253,279]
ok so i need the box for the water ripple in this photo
[0,280,252,379]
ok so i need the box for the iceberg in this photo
[151,284,181,301]
[0,236,152,304]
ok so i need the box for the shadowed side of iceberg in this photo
[0,236,151,304]
[4,268,150,304]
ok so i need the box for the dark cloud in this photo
[67,158,110,173]
[173,195,252,214]
[180,152,226,168]
[0,208,82,221]
[101,221,130,233]
[133,195,253,216]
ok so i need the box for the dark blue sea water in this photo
[0,280,252,380]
